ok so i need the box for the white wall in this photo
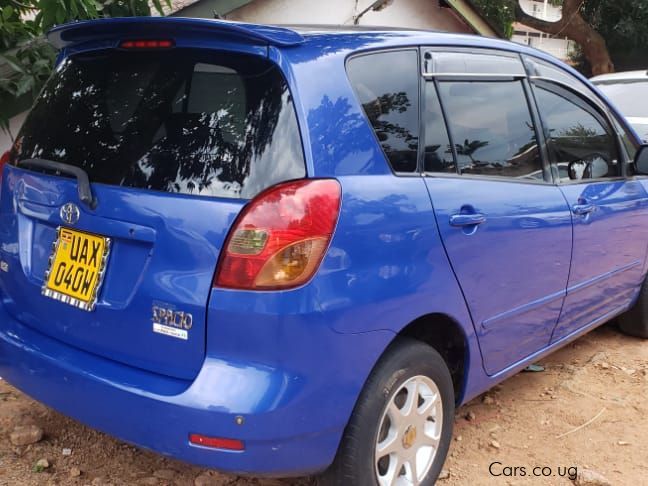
[518,0,562,22]
[0,112,27,153]
[513,0,573,61]
[530,36,574,60]
[512,30,575,61]
[227,0,473,33]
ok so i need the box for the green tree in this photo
[579,0,648,72]
[470,0,516,38]
[472,0,617,75]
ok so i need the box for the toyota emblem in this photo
[60,202,80,225]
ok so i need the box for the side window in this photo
[347,50,419,173]
[436,80,543,179]
[423,83,454,173]
[533,83,620,182]
[524,54,638,164]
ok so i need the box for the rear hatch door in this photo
[0,41,305,380]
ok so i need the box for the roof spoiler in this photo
[47,17,305,50]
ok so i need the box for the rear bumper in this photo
[0,298,393,476]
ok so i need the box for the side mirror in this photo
[634,145,648,175]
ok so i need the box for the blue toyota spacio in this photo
[1,17,648,486]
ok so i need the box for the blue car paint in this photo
[0,18,645,477]
[0,299,395,474]
[553,180,648,341]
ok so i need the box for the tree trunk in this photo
[515,0,614,75]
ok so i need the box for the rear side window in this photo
[347,50,420,173]
[13,50,305,199]
[437,81,543,179]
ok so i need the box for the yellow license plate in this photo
[42,227,111,311]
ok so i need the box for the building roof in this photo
[166,0,503,38]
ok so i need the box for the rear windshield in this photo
[12,49,305,199]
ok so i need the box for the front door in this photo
[531,81,648,341]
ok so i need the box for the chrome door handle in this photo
[449,213,486,227]
[572,203,595,215]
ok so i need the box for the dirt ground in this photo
[1,321,646,486]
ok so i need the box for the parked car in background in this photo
[592,70,648,141]
[1,18,648,486]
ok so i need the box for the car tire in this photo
[319,337,455,486]
[618,276,648,338]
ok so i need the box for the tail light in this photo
[215,179,341,290]
[0,150,10,184]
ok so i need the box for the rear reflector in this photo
[214,179,341,290]
[120,39,174,49]
[189,434,244,451]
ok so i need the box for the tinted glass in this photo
[13,50,305,199]
[437,81,543,179]
[424,83,455,173]
[347,50,419,173]
[533,84,619,182]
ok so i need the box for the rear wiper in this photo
[18,158,97,210]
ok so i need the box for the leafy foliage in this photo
[471,0,564,39]
[470,0,516,38]
[0,0,170,135]
[474,0,648,72]
[0,39,55,98]
[0,2,39,49]
[580,0,648,69]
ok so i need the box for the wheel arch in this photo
[392,313,470,404]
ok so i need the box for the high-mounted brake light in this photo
[215,179,341,290]
[119,39,174,49]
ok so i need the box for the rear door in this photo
[421,49,573,375]
[0,47,305,380]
